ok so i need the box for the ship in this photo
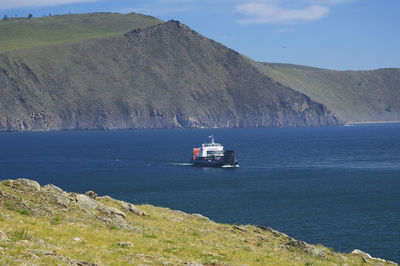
[191,136,239,168]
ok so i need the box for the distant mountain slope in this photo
[0,19,338,131]
[259,63,400,123]
[0,12,162,53]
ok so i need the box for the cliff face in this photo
[0,20,339,132]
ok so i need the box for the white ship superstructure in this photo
[191,136,238,168]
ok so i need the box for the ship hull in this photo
[191,150,238,168]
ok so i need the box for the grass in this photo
[257,62,400,122]
[9,229,30,242]
[0,179,396,265]
[0,12,162,53]
[50,215,61,225]
[16,209,31,216]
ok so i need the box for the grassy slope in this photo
[0,12,162,53]
[259,63,400,123]
[0,179,395,265]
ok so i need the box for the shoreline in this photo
[344,121,400,126]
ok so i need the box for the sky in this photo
[0,0,399,70]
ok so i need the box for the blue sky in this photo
[1,0,399,70]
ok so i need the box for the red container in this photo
[192,148,200,159]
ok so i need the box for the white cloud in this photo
[236,2,329,24]
[0,0,99,10]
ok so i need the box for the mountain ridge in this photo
[0,17,339,131]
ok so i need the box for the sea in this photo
[0,124,399,262]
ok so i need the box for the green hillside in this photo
[259,63,400,123]
[0,12,162,53]
[0,179,396,265]
[0,18,338,131]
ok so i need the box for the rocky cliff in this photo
[0,17,339,132]
[0,178,396,265]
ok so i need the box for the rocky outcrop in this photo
[9,178,41,193]
[351,249,397,264]
[0,178,146,232]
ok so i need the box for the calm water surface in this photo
[1,125,399,262]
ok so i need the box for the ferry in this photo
[191,136,239,168]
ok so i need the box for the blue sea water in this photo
[0,125,399,262]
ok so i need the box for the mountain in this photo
[0,178,396,265]
[0,13,338,131]
[259,63,400,123]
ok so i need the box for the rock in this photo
[2,179,13,186]
[286,240,308,249]
[98,204,126,219]
[85,191,97,199]
[192,213,210,222]
[42,184,64,194]
[351,249,372,259]
[14,178,41,192]
[169,210,187,216]
[16,239,33,247]
[121,202,147,216]
[232,225,247,232]
[257,225,289,239]
[257,235,268,242]
[0,229,9,241]
[116,242,133,248]
[42,184,73,208]
[29,249,56,256]
[307,246,326,257]
[55,194,71,208]
[112,215,129,229]
[69,259,98,266]
[75,194,98,209]
[350,249,397,264]
[98,195,113,201]
[285,240,325,257]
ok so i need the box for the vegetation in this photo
[257,63,400,123]
[1,178,395,265]
[0,12,162,53]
